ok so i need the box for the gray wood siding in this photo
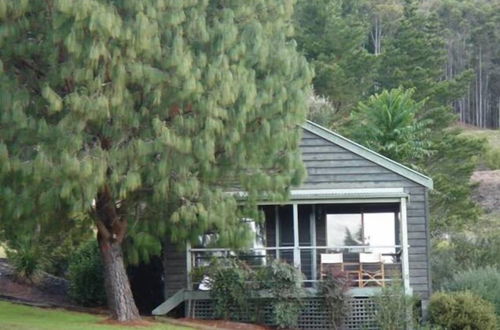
[163,238,187,299]
[300,129,431,300]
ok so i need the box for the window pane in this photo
[364,212,396,262]
[326,214,362,247]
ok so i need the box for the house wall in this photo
[299,130,431,300]
[162,237,187,300]
[162,129,432,302]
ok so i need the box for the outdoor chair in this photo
[320,253,344,277]
[359,252,385,287]
[320,253,362,286]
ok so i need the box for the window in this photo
[326,211,398,262]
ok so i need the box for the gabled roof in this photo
[302,121,433,189]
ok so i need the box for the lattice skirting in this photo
[189,297,378,330]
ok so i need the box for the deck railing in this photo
[188,245,403,291]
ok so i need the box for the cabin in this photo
[153,121,433,329]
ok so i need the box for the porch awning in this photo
[288,188,408,201]
[228,188,409,203]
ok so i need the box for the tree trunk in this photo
[96,184,140,322]
[99,237,140,321]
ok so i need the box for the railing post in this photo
[293,203,301,268]
[310,205,317,283]
[400,197,411,295]
[186,241,192,291]
[275,205,280,260]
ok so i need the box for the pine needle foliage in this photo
[0,0,311,260]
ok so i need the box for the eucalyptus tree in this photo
[0,0,311,321]
[432,0,500,128]
[363,0,404,55]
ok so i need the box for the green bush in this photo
[443,266,500,315]
[429,291,497,330]
[320,272,349,330]
[260,260,305,329]
[206,258,252,320]
[203,258,305,328]
[67,240,106,307]
[1,215,93,278]
[43,222,93,277]
[6,237,48,282]
[432,230,500,289]
[373,284,417,330]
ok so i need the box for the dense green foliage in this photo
[205,258,251,320]
[67,240,106,307]
[294,0,376,120]
[432,215,500,288]
[377,3,471,109]
[429,291,497,330]
[0,0,311,261]
[373,284,416,330]
[319,273,349,329]
[345,88,432,165]
[260,260,305,329]
[0,210,93,277]
[443,267,500,315]
[201,258,305,328]
[5,237,48,281]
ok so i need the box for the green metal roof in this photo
[302,121,433,189]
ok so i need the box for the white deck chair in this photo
[359,253,385,287]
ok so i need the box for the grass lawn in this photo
[0,301,191,330]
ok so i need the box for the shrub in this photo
[429,291,497,330]
[432,231,500,289]
[373,283,417,330]
[202,258,305,328]
[320,272,349,329]
[67,240,106,306]
[206,258,252,320]
[260,260,305,329]
[6,238,48,282]
[443,266,500,315]
[43,221,93,277]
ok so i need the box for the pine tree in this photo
[377,1,472,109]
[0,0,311,321]
[294,0,376,123]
